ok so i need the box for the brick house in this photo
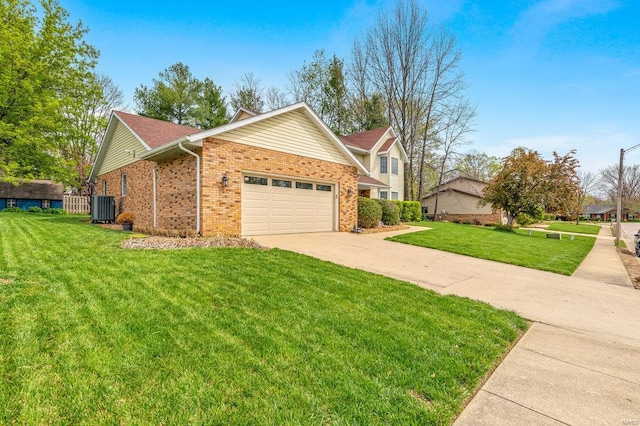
[88,103,368,236]
[421,176,504,224]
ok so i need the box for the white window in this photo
[391,157,399,175]
[380,191,388,200]
[121,174,127,196]
[6,199,17,208]
[380,156,388,174]
[42,200,51,209]
[391,192,399,200]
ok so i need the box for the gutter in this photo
[178,142,201,235]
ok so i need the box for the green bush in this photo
[1,207,23,213]
[452,218,461,224]
[392,201,421,222]
[44,208,67,215]
[27,206,42,213]
[358,197,382,228]
[544,214,556,221]
[494,224,515,232]
[377,200,400,225]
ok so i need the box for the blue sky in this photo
[62,0,640,174]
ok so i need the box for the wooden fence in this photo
[64,195,90,214]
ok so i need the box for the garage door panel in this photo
[242,175,334,235]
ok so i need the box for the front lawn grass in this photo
[0,214,526,425]
[393,221,596,275]
[546,222,601,235]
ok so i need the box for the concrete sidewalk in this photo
[254,227,640,424]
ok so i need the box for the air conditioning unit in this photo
[91,196,115,223]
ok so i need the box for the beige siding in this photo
[443,178,485,195]
[97,121,148,176]
[388,143,404,200]
[217,110,352,166]
[422,191,493,215]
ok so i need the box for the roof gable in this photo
[115,111,201,149]
[145,102,368,174]
[340,126,391,151]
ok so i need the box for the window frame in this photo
[41,199,51,209]
[103,180,107,195]
[121,174,127,196]
[391,192,399,200]
[6,198,17,208]
[391,157,399,175]
[380,156,388,174]
[379,191,388,200]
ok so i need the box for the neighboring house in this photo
[421,176,503,224]
[88,103,368,236]
[582,205,640,221]
[340,126,408,201]
[0,180,63,210]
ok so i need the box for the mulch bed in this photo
[617,248,640,290]
[122,236,267,250]
[360,224,410,234]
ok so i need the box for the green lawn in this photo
[392,222,596,275]
[0,214,525,425]
[545,222,602,235]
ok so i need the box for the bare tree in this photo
[430,100,475,220]
[573,170,598,224]
[352,0,473,200]
[230,72,264,112]
[265,86,291,110]
[599,164,640,211]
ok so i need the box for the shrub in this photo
[116,212,135,224]
[452,218,460,224]
[2,207,23,213]
[44,208,67,215]
[27,206,42,213]
[484,222,498,227]
[462,221,471,225]
[377,200,400,225]
[358,197,382,228]
[544,214,556,221]
[494,224,515,232]
[392,201,421,222]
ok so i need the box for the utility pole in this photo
[616,144,640,247]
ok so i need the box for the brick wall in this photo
[436,211,504,225]
[97,140,358,236]
[201,137,358,236]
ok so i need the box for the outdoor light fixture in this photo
[222,174,229,187]
[347,188,353,196]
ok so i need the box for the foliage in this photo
[357,196,382,228]
[44,207,67,215]
[56,73,124,193]
[455,150,501,181]
[377,199,400,225]
[0,0,98,184]
[392,200,422,222]
[134,62,228,128]
[0,214,525,424]
[482,147,581,227]
[229,72,264,112]
[390,221,596,275]
[289,50,351,135]
[116,212,135,224]
[515,205,544,226]
[1,207,23,213]
[27,206,42,213]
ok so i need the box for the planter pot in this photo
[122,223,133,231]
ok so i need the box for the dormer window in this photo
[380,156,388,174]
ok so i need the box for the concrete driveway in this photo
[254,226,640,424]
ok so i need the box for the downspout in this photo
[178,142,201,235]
[152,168,157,229]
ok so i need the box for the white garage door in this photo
[242,175,335,235]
